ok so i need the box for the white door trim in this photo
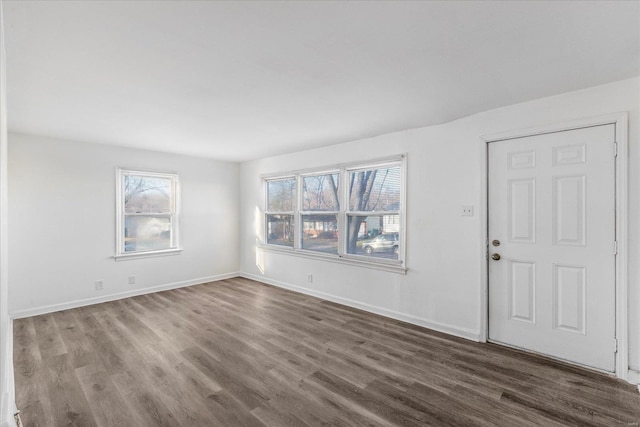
[478,112,629,381]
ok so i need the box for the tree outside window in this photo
[117,169,180,256]
[264,158,404,264]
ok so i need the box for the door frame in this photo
[478,112,629,380]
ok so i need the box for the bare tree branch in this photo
[369,169,389,211]
[328,174,339,210]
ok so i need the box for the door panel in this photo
[488,124,616,372]
[509,260,536,323]
[552,264,586,334]
[553,175,585,246]
[509,178,535,242]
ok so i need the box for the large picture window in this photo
[116,169,181,257]
[264,157,405,268]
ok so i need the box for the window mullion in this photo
[124,212,174,216]
[339,167,348,256]
[263,177,269,244]
[300,210,339,215]
[347,211,400,216]
[265,211,294,215]
[295,174,302,250]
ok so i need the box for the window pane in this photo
[266,214,294,247]
[124,215,172,252]
[302,214,338,254]
[267,178,296,212]
[346,214,399,260]
[302,173,340,211]
[348,166,400,212]
[125,175,173,213]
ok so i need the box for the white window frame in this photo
[262,155,407,273]
[264,175,297,249]
[115,168,182,260]
[342,161,403,261]
[300,170,341,254]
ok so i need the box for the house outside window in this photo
[345,164,401,259]
[263,156,405,268]
[301,172,340,254]
[265,177,296,247]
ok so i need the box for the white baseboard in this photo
[10,272,240,319]
[628,369,640,388]
[240,272,481,342]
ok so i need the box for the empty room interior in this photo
[0,0,639,426]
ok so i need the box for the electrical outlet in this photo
[307,274,313,283]
[128,276,136,285]
[95,280,104,291]
[461,205,474,216]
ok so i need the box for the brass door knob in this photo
[491,253,501,261]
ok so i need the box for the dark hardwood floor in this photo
[13,277,640,426]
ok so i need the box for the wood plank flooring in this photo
[13,277,640,426]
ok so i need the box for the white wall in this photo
[8,134,240,317]
[239,78,640,376]
[0,3,15,426]
[6,78,639,384]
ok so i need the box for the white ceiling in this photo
[4,1,639,162]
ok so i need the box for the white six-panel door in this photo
[488,124,616,372]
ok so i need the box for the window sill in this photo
[114,248,183,261]
[258,244,407,274]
